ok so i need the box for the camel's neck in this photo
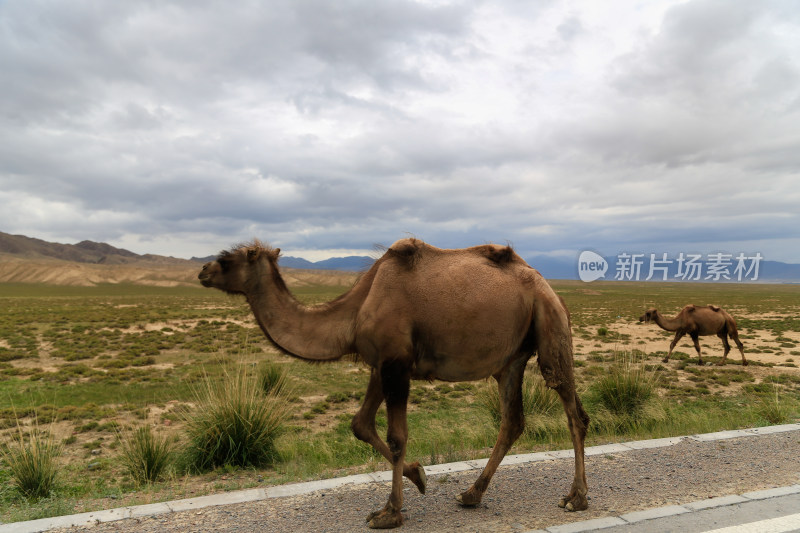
[653,311,682,332]
[244,260,366,361]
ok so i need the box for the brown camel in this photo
[198,238,589,529]
[639,305,747,366]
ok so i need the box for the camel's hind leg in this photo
[730,332,747,366]
[555,383,589,511]
[351,369,426,494]
[456,357,526,507]
[533,281,588,511]
[717,332,731,366]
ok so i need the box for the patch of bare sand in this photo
[577,288,602,296]
[737,311,799,319]
[98,317,258,336]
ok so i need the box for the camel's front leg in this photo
[351,369,426,494]
[664,331,685,363]
[690,333,703,365]
[457,360,525,507]
[367,361,411,529]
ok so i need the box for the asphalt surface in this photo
[3,424,799,533]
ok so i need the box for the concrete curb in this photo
[2,423,799,533]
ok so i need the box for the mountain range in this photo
[280,252,800,283]
[0,231,189,265]
[1,231,799,283]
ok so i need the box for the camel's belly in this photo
[411,334,525,382]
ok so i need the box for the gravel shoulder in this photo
[34,428,800,532]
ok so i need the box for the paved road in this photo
[555,492,800,533]
[4,425,800,533]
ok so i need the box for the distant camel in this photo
[639,305,747,366]
[199,238,589,529]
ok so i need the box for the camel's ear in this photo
[264,248,280,263]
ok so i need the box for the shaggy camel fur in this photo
[639,305,747,366]
[199,238,589,529]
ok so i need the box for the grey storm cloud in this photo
[0,0,799,262]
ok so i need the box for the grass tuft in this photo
[584,352,666,433]
[118,425,175,485]
[258,362,290,397]
[755,386,791,425]
[1,419,62,500]
[589,354,658,416]
[182,361,289,472]
[476,373,562,427]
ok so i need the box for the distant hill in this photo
[0,232,358,287]
[279,255,374,271]
[3,232,798,283]
[0,231,187,265]
[190,253,373,271]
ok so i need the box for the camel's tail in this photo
[725,314,741,339]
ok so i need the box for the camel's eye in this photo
[216,254,234,271]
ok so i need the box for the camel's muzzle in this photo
[198,262,213,286]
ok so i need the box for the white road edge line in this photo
[701,512,800,533]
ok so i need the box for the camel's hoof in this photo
[661,358,669,363]
[559,494,588,512]
[715,361,726,366]
[456,488,482,507]
[411,462,427,494]
[742,361,749,366]
[367,509,403,529]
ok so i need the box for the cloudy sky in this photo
[1,0,799,264]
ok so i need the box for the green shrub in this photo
[755,387,791,425]
[1,423,62,500]
[183,362,289,471]
[258,363,289,397]
[476,373,562,427]
[589,357,657,416]
[118,425,174,485]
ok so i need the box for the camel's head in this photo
[198,241,280,295]
[639,308,658,323]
